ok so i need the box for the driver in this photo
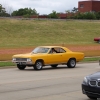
[51,48,57,53]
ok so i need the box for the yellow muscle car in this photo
[12,46,84,70]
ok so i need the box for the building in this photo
[78,0,100,13]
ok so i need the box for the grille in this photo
[16,58,27,62]
[89,80,97,86]
[97,82,100,86]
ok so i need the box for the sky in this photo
[0,0,84,14]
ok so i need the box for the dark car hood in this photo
[87,72,100,80]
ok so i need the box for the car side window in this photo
[59,48,66,53]
[49,48,57,54]
[50,48,66,53]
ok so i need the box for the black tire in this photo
[34,61,43,70]
[67,58,76,68]
[17,64,26,70]
[87,96,97,100]
[51,64,58,68]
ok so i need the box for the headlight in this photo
[27,58,32,62]
[83,77,88,84]
[13,58,16,61]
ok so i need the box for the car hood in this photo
[87,72,100,80]
[13,53,46,58]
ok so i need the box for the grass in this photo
[0,61,15,67]
[0,18,100,63]
[0,19,100,48]
[82,57,100,62]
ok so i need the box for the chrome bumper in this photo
[12,60,33,65]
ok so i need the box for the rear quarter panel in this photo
[64,52,84,62]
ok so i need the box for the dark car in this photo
[82,72,100,100]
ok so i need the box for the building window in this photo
[80,4,84,8]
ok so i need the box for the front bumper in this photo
[82,84,100,98]
[12,60,34,66]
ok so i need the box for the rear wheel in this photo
[67,58,76,68]
[87,96,97,100]
[51,64,58,68]
[34,61,43,70]
[17,64,26,70]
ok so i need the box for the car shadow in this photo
[21,65,82,71]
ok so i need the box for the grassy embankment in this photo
[0,18,100,67]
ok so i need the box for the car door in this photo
[56,48,67,63]
[46,48,66,64]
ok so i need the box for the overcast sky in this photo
[0,0,84,14]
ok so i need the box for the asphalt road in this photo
[0,63,100,100]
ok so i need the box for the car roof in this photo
[36,46,72,52]
[38,46,63,48]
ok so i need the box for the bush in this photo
[73,12,97,20]
[23,14,31,18]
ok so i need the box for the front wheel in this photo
[67,59,76,68]
[17,64,26,70]
[34,61,43,70]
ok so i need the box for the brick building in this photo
[78,0,100,13]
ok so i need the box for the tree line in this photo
[0,4,100,19]
[0,4,10,16]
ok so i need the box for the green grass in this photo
[0,18,100,63]
[82,57,100,62]
[0,61,15,67]
[0,19,100,48]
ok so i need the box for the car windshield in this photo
[32,47,50,53]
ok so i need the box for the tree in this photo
[0,4,6,14]
[0,1,13,16]
[74,12,96,19]
[0,4,10,16]
[95,12,100,20]
[72,7,78,13]
[11,8,38,17]
[48,10,58,18]
[65,10,71,19]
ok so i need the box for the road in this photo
[0,63,100,100]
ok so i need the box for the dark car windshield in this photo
[32,47,50,53]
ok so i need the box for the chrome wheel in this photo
[34,61,43,70]
[67,59,76,68]
[70,59,76,67]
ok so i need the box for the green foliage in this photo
[95,12,100,20]
[82,57,100,62]
[48,10,59,18]
[23,14,31,18]
[73,12,99,20]
[11,8,38,16]
[0,4,10,17]
[0,61,15,67]
[72,7,78,13]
